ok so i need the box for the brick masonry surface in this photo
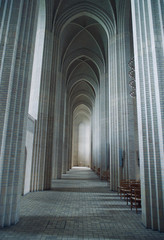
[0,167,164,240]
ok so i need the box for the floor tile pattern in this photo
[0,167,164,240]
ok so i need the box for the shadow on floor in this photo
[51,187,109,193]
[1,215,163,240]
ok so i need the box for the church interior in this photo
[0,0,164,238]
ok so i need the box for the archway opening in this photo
[72,104,91,167]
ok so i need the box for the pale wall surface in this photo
[24,115,35,195]
[28,0,45,120]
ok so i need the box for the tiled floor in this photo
[0,167,164,240]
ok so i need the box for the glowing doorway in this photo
[72,105,91,167]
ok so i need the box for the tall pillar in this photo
[0,0,39,227]
[62,96,72,172]
[56,80,66,178]
[131,0,164,231]
[100,73,108,176]
[91,95,100,170]
[117,31,137,182]
[31,30,53,191]
[109,0,137,191]
[52,71,65,179]
[109,36,119,191]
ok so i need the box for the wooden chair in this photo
[126,182,140,205]
[92,166,96,172]
[96,168,100,176]
[130,188,141,213]
[101,170,110,181]
[117,180,127,192]
[119,182,131,199]
[118,180,130,199]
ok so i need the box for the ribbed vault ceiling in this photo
[50,0,115,115]
[59,15,107,112]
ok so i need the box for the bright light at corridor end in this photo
[72,105,91,168]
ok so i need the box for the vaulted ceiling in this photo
[45,0,117,116]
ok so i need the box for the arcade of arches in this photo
[0,0,164,233]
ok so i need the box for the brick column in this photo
[100,72,108,177]
[109,1,138,191]
[131,0,164,231]
[30,30,53,191]
[0,0,39,227]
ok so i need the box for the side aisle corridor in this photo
[0,167,164,240]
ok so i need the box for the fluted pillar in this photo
[30,30,53,191]
[131,0,164,231]
[0,0,39,227]
[109,1,137,191]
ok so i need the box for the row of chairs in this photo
[92,166,100,175]
[118,179,141,213]
[101,170,110,182]
[92,168,141,213]
[92,166,110,182]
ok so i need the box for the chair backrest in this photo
[134,188,141,198]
